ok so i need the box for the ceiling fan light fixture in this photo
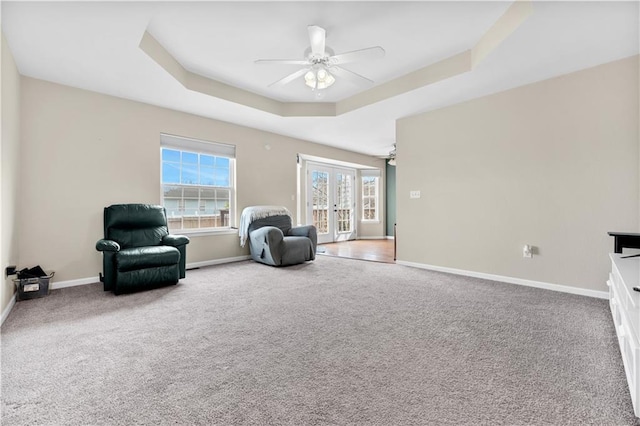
[257,25,384,92]
[304,71,315,84]
[304,68,335,90]
[388,143,397,166]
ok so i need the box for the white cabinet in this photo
[609,254,640,417]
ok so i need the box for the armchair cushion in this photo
[109,227,167,249]
[116,246,180,272]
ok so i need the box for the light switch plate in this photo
[410,190,421,199]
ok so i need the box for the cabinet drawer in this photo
[610,297,621,329]
[618,319,640,417]
[607,274,615,300]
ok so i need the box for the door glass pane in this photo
[312,171,329,234]
[336,173,353,233]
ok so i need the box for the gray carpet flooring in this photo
[1,256,638,425]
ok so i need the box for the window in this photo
[361,170,380,221]
[161,134,235,233]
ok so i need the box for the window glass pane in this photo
[200,166,215,186]
[362,176,378,221]
[214,169,230,187]
[217,189,230,208]
[183,187,199,198]
[163,185,182,199]
[215,157,230,168]
[164,199,180,216]
[181,164,198,184]
[200,154,214,166]
[200,201,215,216]
[162,149,180,162]
[162,162,180,184]
[184,199,199,215]
[182,151,198,164]
[200,187,216,199]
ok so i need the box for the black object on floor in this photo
[17,265,47,279]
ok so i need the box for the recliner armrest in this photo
[96,239,120,252]
[288,225,317,257]
[251,226,284,246]
[249,226,285,265]
[288,225,316,238]
[162,234,190,247]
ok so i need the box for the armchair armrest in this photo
[96,239,120,252]
[288,225,316,238]
[289,225,317,252]
[249,226,285,265]
[251,226,284,246]
[162,234,190,247]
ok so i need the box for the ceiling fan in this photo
[255,25,385,91]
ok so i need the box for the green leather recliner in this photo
[96,204,190,294]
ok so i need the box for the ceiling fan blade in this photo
[329,66,374,86]
[255,59,310,66]
[308,25,326,57]
[330,46,385,65]
[268,68,310,87]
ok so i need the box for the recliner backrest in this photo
[247,215,292,236]
[104,204,169,249]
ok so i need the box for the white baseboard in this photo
[51,276,100,290]
[396,260,609,300]
[186,255,250,269]
[358,236,392,240]
[1,294,16,326]
[44,256,251,290]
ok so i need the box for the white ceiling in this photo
[2,1,638,157]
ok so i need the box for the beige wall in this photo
[397,55,639,292]
[1,33,21,314]
[19,77,384,283]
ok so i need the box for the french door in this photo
[307,163,356,244]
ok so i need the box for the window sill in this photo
[172,228,238,237]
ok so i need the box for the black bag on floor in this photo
[17,265,47,279]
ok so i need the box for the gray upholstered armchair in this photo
[240,206,317,266]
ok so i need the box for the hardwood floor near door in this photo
[318,239,395,264]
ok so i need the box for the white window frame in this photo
[160,133,236,235]
[361,169,380,222]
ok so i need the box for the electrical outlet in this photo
[523,245,533,258]
[5,265,17,277]
[410,190,421,199]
